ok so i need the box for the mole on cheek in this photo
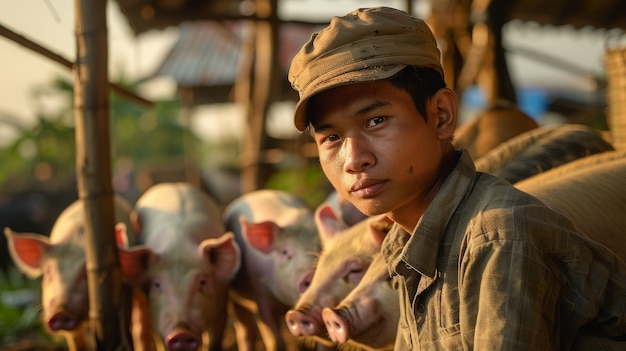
[407,166,414,174]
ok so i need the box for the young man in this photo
[288,6,626,350]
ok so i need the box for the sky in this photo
[0,1,179,125]
[0,0,615,141]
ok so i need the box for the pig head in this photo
[322,253,398,351]
[285,204,391,347]
[4,196,137,351]
[118,182,240,351]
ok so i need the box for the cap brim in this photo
[293,64,405,132]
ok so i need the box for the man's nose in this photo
[342,137,375,172]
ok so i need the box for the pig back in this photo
[134,182,224,249]
[515,150,626,261]
[47,195,136,244]
[475,124,614,184]
[453,100,539,160]
[223,189,314,231]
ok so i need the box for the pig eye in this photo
[197,274,211,293]
[281,249,291,259]
[345,268,365,284]
[343,259,369,285]
[152,280,162,293]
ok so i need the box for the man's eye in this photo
[319,134,340,144]
[327,134,340,142]
[366,116,386,128]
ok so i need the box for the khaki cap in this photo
[289,6,443,131]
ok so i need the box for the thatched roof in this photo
[114,0,626,35]
[114,0,251,35]
[506,0,626,31]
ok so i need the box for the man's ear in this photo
[431,87,458,140]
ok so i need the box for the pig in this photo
[4,195,142,351]
[117,182,240,351]
[222,189,320,351]
[285,204,392,348]
[473,123,614,184]
[515,149,626,260]
[453,100,539,160]
[322,252,397,351]
[319,149,626,351]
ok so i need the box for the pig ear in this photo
[4,227,51,278]
[367,215,394,249]
[314,204,347,247]
[200,232,241,280]
[118,246,156,284]
[339,199,367,227]
[240,217,278,254]
[130,209,142,238]
[115,223,130,248]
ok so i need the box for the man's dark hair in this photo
[306,66,446,132]
[388,66,446,121]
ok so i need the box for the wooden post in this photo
[74,0,126,349]
[239,0,281,193]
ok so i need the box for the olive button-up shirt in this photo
[382,150,626,350]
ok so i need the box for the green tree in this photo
[0,74,200,198]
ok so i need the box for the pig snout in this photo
[297,270,315,294]
[166,328,201,351]
[285,309,324,337]
[322,307,350,344]
[47,310,80,331]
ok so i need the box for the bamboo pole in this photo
[239,0,280,193]
[73,0,126,349]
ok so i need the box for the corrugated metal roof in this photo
[153,21,318,87]
[154,21,243,86]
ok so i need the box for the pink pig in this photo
[285,204,391,348]
[223,189,319,351]
[322,252,398,351]
[4,195,143,351]
[117,182,240,351]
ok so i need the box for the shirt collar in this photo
[382,150,477,278]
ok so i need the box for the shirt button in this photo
[417,303,425,313]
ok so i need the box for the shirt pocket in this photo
[438,323,464,350]
[396,315,412,349]
[438,280,465,350]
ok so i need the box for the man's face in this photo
[309,80,451,221]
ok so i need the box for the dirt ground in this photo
[1,320,319,351]
[2,342,64,351]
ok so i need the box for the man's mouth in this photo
[349,178,387,198]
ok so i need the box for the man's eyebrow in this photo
[313,122,332,133]
[357,100,390,116]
